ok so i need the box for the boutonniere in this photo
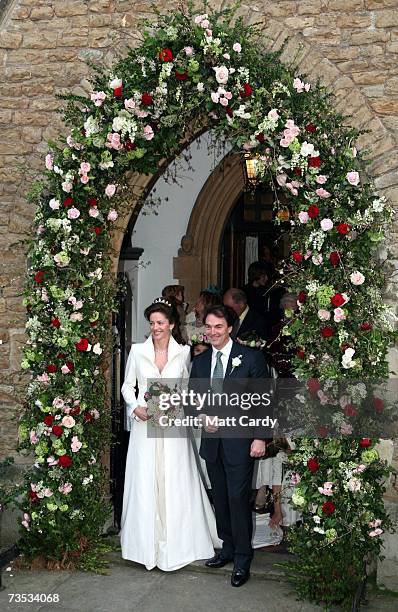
[230,354,243,374]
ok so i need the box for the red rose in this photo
[305,123,317,133]
[44,415,54,426]
[89,320,98,327]
[255,133,265,143]
[58,455,73,468]
[63,197,74,208]
[175,70,188,81]
[297,348,306,360]
[322,501,335,515]
[51,317,61,328]
[113,85,123,98]
[75,338,89,352]
[294,167,302,176]
[34,270,45,284]
[360,322,372,331]
[329,251,340,267]
[336,223,350,235]
[331,293,345,307]
[91,226,101,236]
[308,204,319,219]
[292,251,303,263]
[307,458,319,473]
[308,156,321,168]
[141,92,153,105]
[240,83,253,98]
[359,438,372,448]
[373,397,384,413]
[321,326,334,338]
[52,425,63,437]
[84,412,94,423]
[344,404,357,417]
[298,291,307,303]
[87,197,97,207]
[124,138,136,150]
[225,107,233,117]
[70,405,81,416]
[307,378,321,394]
[57,353,65,359]
[65,360,74,372]
[159,48,173,62]
[46,364,57,373]
[317,426,329,438]
[28,490,39,503]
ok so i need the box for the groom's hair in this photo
[204,304,237,328]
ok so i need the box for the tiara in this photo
[153,297,172,308]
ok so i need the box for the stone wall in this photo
[0,0,397,460]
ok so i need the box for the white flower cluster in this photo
[112,111,138,138]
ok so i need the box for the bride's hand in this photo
[134,406,149,421]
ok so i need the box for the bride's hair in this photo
[144,298,185,345]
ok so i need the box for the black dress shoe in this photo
[231,569,250,587]
[205,553,233,568]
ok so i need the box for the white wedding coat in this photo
[120,335,220,571]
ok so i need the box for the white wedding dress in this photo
[120,335,220,571]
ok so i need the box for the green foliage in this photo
[17,0,395,598]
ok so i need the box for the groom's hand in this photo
[250,439,266,458]
[201,414,219,433]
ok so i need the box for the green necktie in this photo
[212,351,224,392]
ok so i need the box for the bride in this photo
[120,297,220,571]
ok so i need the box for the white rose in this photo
[350,271,365,286]
[213,65,229,84]
[300,141,315,157]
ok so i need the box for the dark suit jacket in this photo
[233,307,270,342]
[188,340,272,463]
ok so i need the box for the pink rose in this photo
[62,181,73,193]
[280,138,291,148]
[70,312,83,322]
[59,483,73,494]
[341,422,353,435]
[316,175,327,184]
[298,211,309,224]
[45,154,53,170]
[105,184,116,197]
[124,98,136,110]
[316,188,331,198]
[346,171,360,186]
[71,436,82,453]
[62,415,76,428]
[320,218,333,231]
[318,309,331,321]
[61,364,71,375]
[80,174,89,184]
[89,207,99,218]
[233,42,241,52]
[80,162,91,174]
[67,207,80,220]
[106,132,123,150]
[211,91,220,104]
[333,307,346,322]
[90,91,106,107]
[143,125,154,140]
[184,46,194,56]
[286,182,299,196]
[107,209,118,221]
[311,254,323,265]
[350,271,365,285]
[223,53,230,60]
[200,19,210,28]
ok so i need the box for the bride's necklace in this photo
[154,348,168,355]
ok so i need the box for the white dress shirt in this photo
[210,338,233,381]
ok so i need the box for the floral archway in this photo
[17,3,395,605]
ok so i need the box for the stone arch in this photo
[172,153,244,303]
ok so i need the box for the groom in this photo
[189,304,271,587]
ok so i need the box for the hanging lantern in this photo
[243,153,261,186]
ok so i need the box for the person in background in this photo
[223,288,269,342]
[162,285,188,342]
[244,262,269,317]
[185,288,222,345]
[258,244,277,282]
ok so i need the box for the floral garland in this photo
[17,2,395,598]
